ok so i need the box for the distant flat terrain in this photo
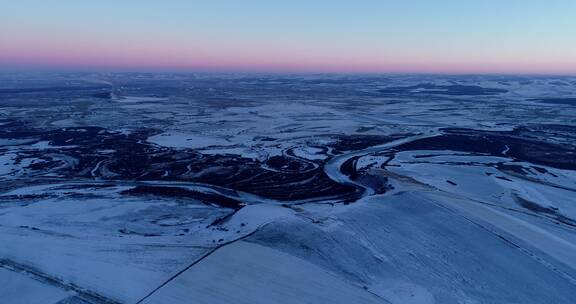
[1,73,576,303]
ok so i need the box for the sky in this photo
[1,0,576,74]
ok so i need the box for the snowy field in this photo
[1,73,576,303]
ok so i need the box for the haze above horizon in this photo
[1,0,576,75]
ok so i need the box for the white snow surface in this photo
[0,268,69,304]
[142,241,383,304]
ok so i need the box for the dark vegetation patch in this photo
[54,184,117,190]
[379,84,508,96]
[340,157,361,179]
[495,176,513,182]
[514,194,557,215]
[121,186,244,210]
[529,98,576,105]
[0,86,108,94]
[357,173,391,194]
[265,155,316,172]
[512,193,576,227]
[91,92,113,99]
[397,127,576,170]
[330,134,404,153]
[2,120,362,201]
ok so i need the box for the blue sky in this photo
[1,0,575,73]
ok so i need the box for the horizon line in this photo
[2,66,576,78]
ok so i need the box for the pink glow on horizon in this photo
[3,1,576,75]
[2,38,576,75]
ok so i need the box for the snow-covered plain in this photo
[1,73,576,303]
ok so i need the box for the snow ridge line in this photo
[134,223,268,304]
[0,259,120,304]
